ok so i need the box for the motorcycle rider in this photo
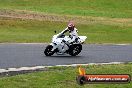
[51,21,79,53]
[45,21,87,56]
[59,21,79,44]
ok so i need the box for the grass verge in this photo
[0,63,132,88]
[0,0,132,18]
[0,17,132,43]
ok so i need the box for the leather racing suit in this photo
[59,27,78,44]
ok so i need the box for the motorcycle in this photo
[44,30,87,56]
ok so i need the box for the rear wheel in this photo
[69,44,82,56]
[44,45,55,56]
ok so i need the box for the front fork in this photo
[50,43,57,52]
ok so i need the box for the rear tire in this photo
[44,45,55,56]
[69,44,82,56]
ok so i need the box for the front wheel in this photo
[69,44,82,56]
[44,45,55,56]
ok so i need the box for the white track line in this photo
[0,62,126,73]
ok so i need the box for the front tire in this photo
[69,44,82,56]
[44,45,55,56]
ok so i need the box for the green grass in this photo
[0,0,132,18]
[0,17,132,43]
[0,0,131,43]
[0,63,132,88]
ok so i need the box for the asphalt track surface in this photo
[0,44,132,69]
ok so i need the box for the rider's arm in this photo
[57,27,68,37]
[61,27,69,34]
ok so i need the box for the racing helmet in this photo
[68,21,75,31]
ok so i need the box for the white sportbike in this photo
[44,31,87,56]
